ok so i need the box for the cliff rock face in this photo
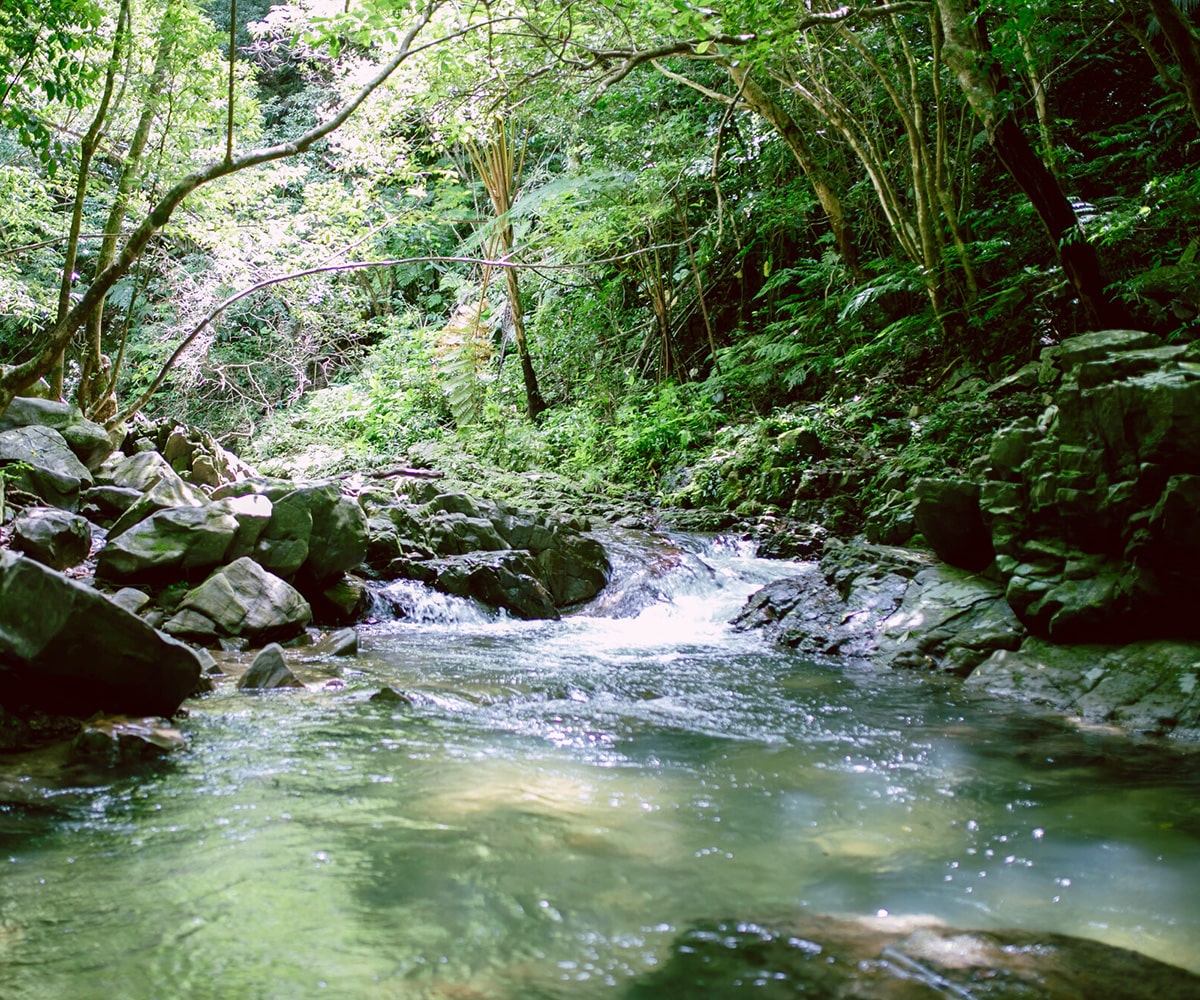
[739,331,1200,738]
[981,330,1200,642]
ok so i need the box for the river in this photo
[1,534,1198,998]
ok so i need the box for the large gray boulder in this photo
[163,556,311,645]
[11,507,93,570]
[213,493,273,561]
[0,550,203,717]
[876,564,1026,675]
[0,425,94,511]
[0,396,114,470]
[253,489,313,576]
[96,450,178,492]
[96,505,239,581]
[428,550,560,620]
[237,643,303,690]
[297,483,369,581]
[249,482,367,582]
[107,473,208,538]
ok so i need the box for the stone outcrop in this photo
[733,540,1024,675]
[739,330,1200,737]
[0,424,94,511]
[967,638,1200,738]
[164,556,311,646]
[979,330,1200,642]
[0,550,204,717]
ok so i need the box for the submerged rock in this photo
[237,643,303,690]
[310,627,359,658]
[70,715,186,765]
[967,637,1200,737]
[626,912,1200,999]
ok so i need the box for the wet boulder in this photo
[0,550,204,717]
[876,563,1026,675]
[308,573,370,625]
[310,627,359,658]
[237,643,303,690]
[428,550,560,620]
[0,396,115,471]
[213,493,273,561]
[535,529,611,606]
[96,504,239,581]
[967,636,1200,737]
[163,556,311,646]
[11,507,93,570]
[426,511,510,556]
[0,425,93,511]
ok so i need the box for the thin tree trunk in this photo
[467,124,548,420]
[937,0,1122,328]
[1143,0,1200,131]
[50,0,131,398]
[726,64,865,281]
[80,0,180,419]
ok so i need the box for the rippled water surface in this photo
[2,535,1198,998]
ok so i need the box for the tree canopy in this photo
[0,0,1195,490]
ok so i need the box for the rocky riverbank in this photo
[3,328,1198,758]
[733,330,1200,740]
[0,402,611,756]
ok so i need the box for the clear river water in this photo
[1,534,1198,998]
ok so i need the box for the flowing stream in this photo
[1,533,1198,998]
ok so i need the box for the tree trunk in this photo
[50,0,131,398]
[727,64,864,281]
[1143,0,1200,132]
[936,0,1122,328]
[80,0,178,419]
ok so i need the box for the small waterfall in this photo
[581,529,804,623]
[367,578,496,627]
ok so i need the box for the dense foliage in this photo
[1,0,1197,518]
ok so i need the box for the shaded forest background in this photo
[1,0,1196,521]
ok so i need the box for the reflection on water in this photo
[1,535,1198,999]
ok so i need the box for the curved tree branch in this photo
[0,0,459,416]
